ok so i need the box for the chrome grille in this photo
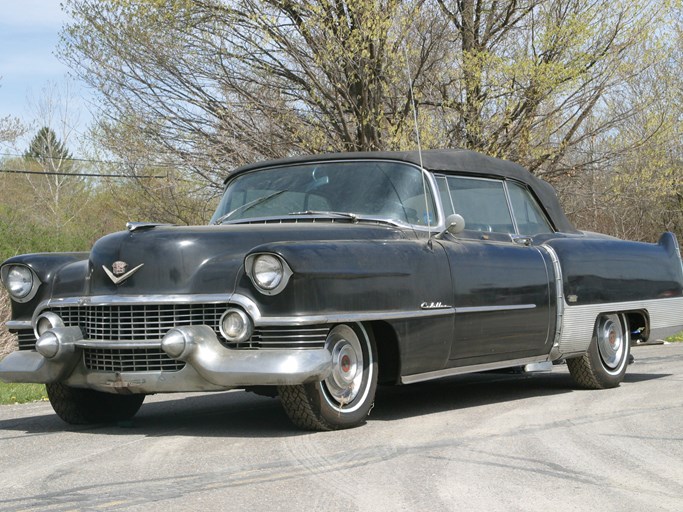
[47,303,226,342]
[84,347,185,372]
[238,326,329,349]
[10,330,37,351]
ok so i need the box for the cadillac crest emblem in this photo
[112,261,128,276]
[102,261,144,285]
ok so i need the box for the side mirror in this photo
[434,214,465,239]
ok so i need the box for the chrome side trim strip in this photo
[454,304,536,314]
[557,296,683,356]
[401,355,549,385]
[33,293,455,328]
[5,320,32,331]
[254,308,456,327]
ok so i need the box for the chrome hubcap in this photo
[324,325,364,408]
[597,314,625,370]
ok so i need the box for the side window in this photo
[507,182,554,235]
[445,176,515,233]
[437,176,455,217]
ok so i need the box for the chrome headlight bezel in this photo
[34,311,65,340]
[245,253,293,296]
[0,264,41,303]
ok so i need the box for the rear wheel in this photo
[567,313,630,389]
[46,383,145,425]
[278,323,378,431]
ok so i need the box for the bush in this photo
[0,288,15,358]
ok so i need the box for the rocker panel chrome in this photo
[557,296,683,357]
[401,355,550,385]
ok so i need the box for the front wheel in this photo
[567,313,630,389]
[46,383,145,425]
[278,323,378,431]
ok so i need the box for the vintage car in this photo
[1,149,682,430]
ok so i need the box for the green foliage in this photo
[24,126,73,170]
[667,331,683,343]
[0,383,47,405]
[60,0,672,186]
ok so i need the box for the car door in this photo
[436,175,555,365]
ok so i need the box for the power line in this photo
[0,168,167,179]
[0,152,177,168]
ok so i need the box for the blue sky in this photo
[0,1,92,151]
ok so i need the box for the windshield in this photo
[211,160,438,227]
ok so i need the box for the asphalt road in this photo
[0,343,681,512]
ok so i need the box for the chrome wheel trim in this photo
[321,324,373,413]
[597,314,625,372]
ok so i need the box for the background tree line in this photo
[2,0,683,352]
[58,0,682,239]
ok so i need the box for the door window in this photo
[507,181,554,235]
[445,176,515,233]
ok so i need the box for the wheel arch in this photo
[368,321,401,385]
[624,310,648,343]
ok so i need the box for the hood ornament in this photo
[103,261,144,285]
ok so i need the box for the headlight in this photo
[1,265,39,302]
[219,308,254,343]
[253,255,283,290]
[245,253,293,295]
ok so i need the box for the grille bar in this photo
[84,348,185,372]
[47,303,226,343]
[41,304,330,351]
[12,330,37,351]
[240,326,329,349]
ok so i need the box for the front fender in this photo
[241,239,452,317]
[1,253,89,320]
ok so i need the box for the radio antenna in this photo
[403,45,432,239]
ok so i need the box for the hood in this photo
[52,223,406,297]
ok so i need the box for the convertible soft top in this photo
[228,149,578,234]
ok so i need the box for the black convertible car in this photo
[2,149,682,430]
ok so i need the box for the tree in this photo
[427,0,671,178]
[24,126,73,170]
[61,0,669,179]
[60,0,446,183]
[59,0,682,244]
[0,78,26,145]
[21,126,85,222]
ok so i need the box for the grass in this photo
[666,331,683,342]
[0,383,47,405]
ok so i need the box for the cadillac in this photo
[2,149,682,430]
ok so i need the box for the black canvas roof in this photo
[228,149,577,233]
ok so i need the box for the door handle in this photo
[511,235,533,246]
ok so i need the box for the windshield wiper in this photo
[213,190,287,225]
[288,210,359,222]
[289,210,403,227]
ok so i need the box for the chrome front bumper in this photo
[0,325,333,394]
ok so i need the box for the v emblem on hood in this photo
[102,262,144,285]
